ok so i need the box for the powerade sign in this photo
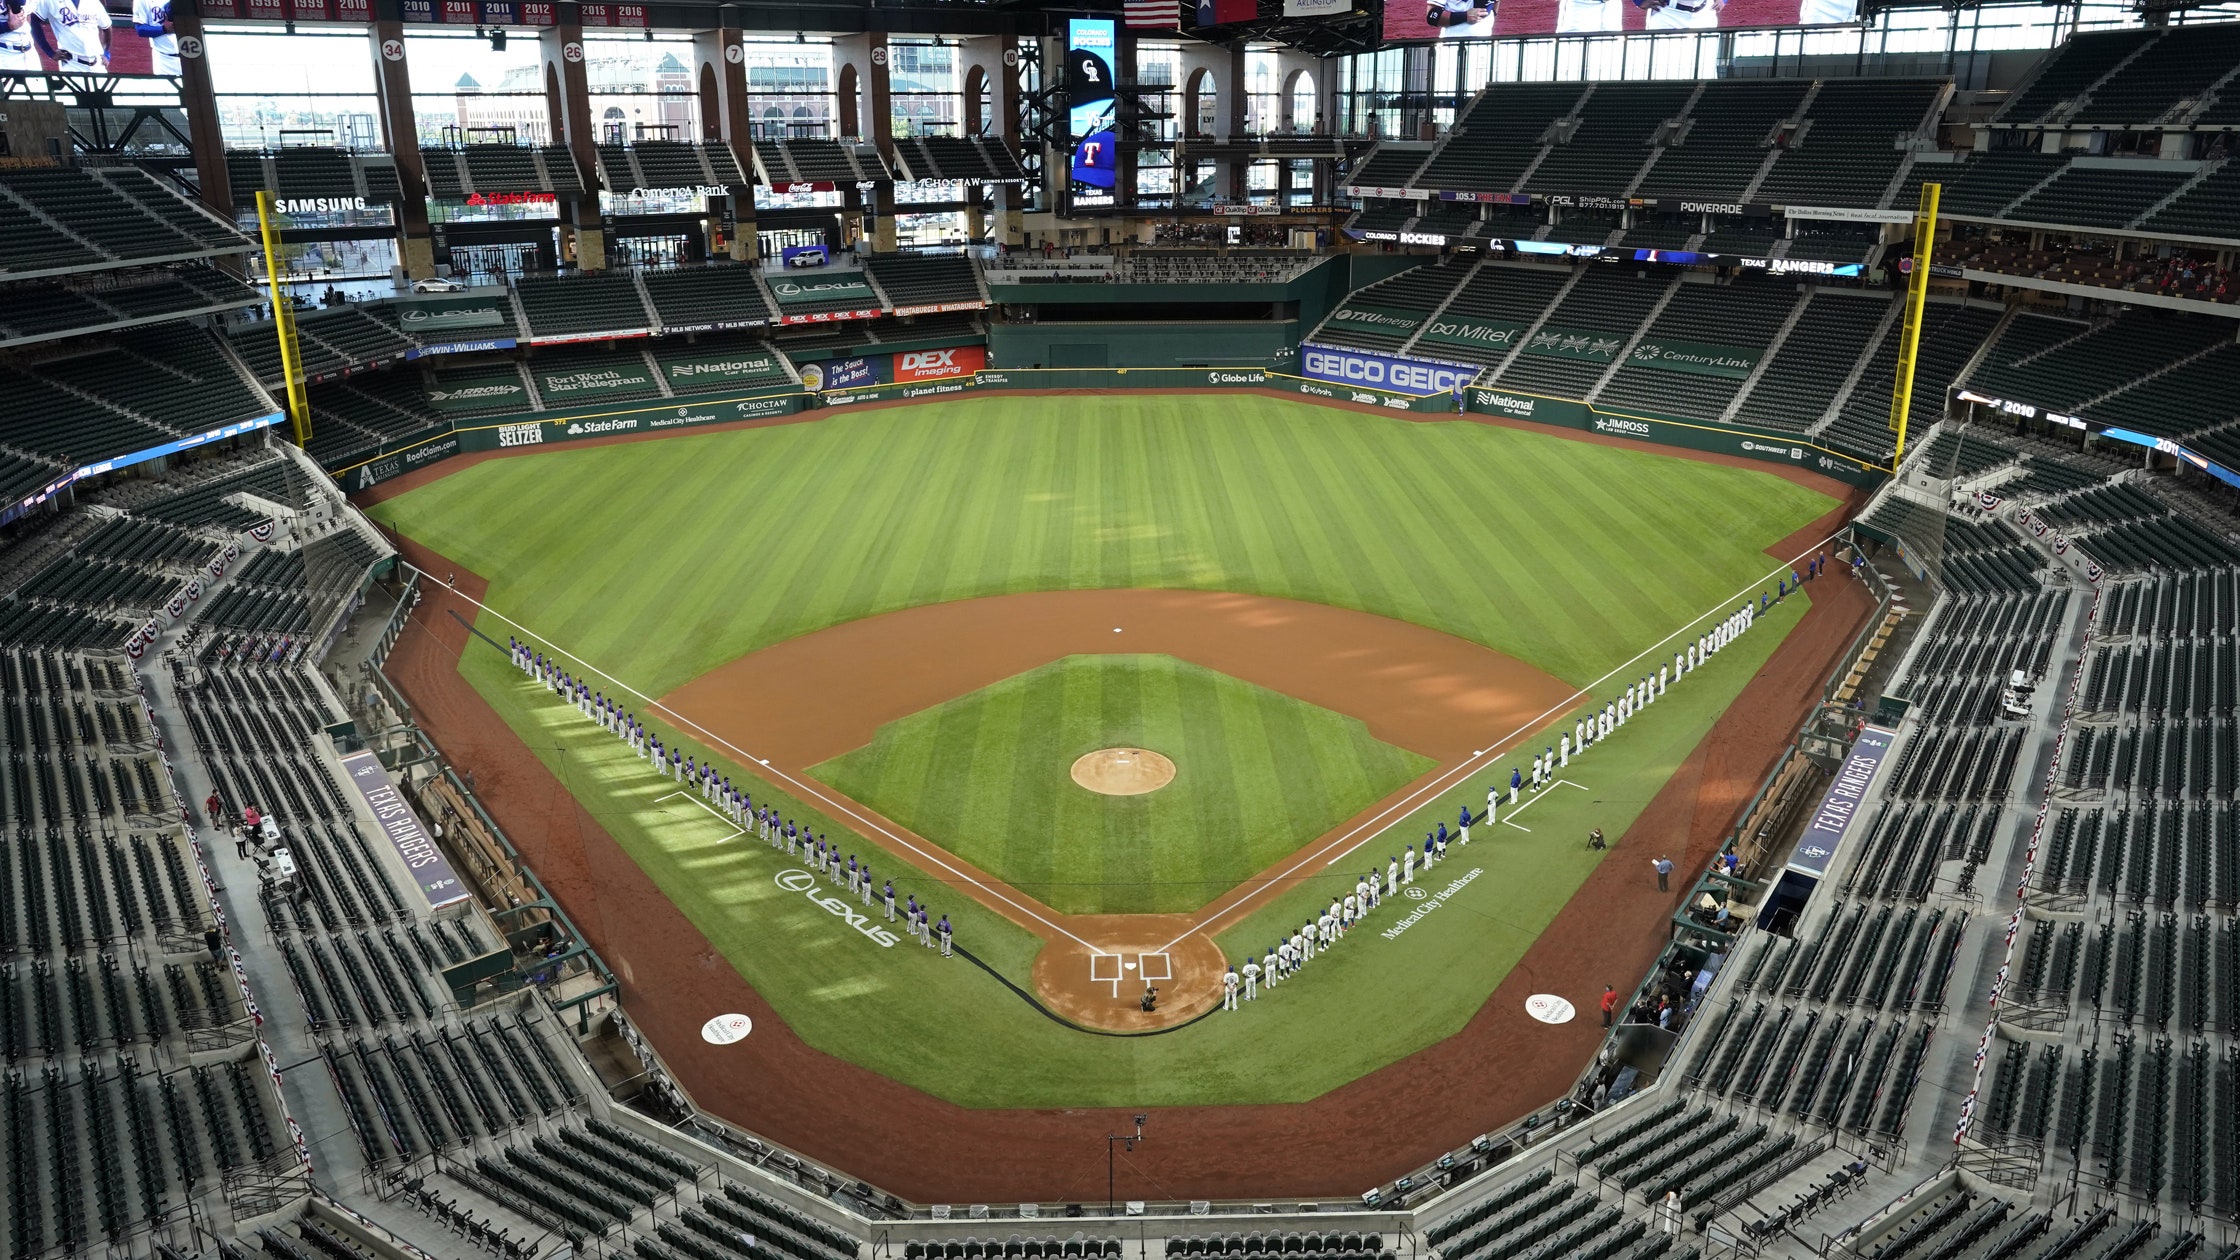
[1301,345,1474,395]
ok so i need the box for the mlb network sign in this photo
[1302,346,1475,395]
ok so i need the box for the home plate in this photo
[1525,994,1575,1025]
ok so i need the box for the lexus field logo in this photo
[775,869,900,947]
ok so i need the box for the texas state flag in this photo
[1195,0,1255,23]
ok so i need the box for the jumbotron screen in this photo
[0,0,176,76]
[1384,0,1857,40]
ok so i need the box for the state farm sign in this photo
[893,345,986,383]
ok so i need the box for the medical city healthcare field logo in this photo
[775,869,901,948]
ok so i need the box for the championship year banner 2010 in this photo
[1300,344,1476,396]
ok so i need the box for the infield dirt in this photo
[365,392,1871,1201]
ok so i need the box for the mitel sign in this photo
[1301,345,1474,395]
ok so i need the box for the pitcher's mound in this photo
[1071,748,1176,796]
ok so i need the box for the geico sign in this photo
[1303,350,1470,393]
[775,869,900,947]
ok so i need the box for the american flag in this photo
[1125,0,1179,27]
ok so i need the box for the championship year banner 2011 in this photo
[338,750,472,910]
[1300,344,1476,396]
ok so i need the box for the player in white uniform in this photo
[1638,0,1722,29]
[0,0,40,73]
[1556,0,1621,33]
[132,0,176,75]
[1223,965,1240,1010]
[32,0,108,69]
[1425,0,1495,37]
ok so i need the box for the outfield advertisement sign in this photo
[537,363,657,399]
[427,369,530,413]
[1521,327,1624,363]
[769,275,877,306]
[396,299,509,333]
[1626,338,1761,381]
[1300,345,1475,395]
[405,337,519,359]
[1463,388,1883,485]
[663,351,783,389]
[802,345,987,394]
[1320,305,1425,336]
[1419,316,1524,354]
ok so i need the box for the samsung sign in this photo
[1302,346,1475,395]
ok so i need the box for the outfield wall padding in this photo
[334,389,806,489]
[330,370,1885,493]
[1462,387,1886,487]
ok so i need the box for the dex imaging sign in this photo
[1302,346,1474,395]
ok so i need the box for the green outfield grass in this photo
[369,394,1833,693]
[811,654,1437,915]
[372,395,1841,1107]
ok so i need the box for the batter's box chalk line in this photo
[1500,778,1589,833]
[1089,952,1125,996]
[1136,951,1173,983]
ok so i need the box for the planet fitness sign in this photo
[1301,345,1476,395]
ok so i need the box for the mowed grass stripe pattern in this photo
[370,396,1836,697]
[812,655,1436,915]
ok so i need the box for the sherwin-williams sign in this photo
[1322,304,1424,335]
[538,363,655,398]
[664,351,781,388]
[426,369,530,412]
[1627,338,1761,381]
[769,275,877,306]
[396,299,510,333]
[1521,327,1624,363]
[1419,316,1524,353]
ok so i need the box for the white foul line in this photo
[653,790,745,844]
[404,565,1104,954]
[1497,778,1589,833]
[1170,534,1847,952]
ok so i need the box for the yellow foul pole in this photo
[254,191,313,448]
[1887,181,1941,466]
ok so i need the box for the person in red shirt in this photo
[1600,985,1618,1028]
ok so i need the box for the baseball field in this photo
[369,392,1839,1112]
